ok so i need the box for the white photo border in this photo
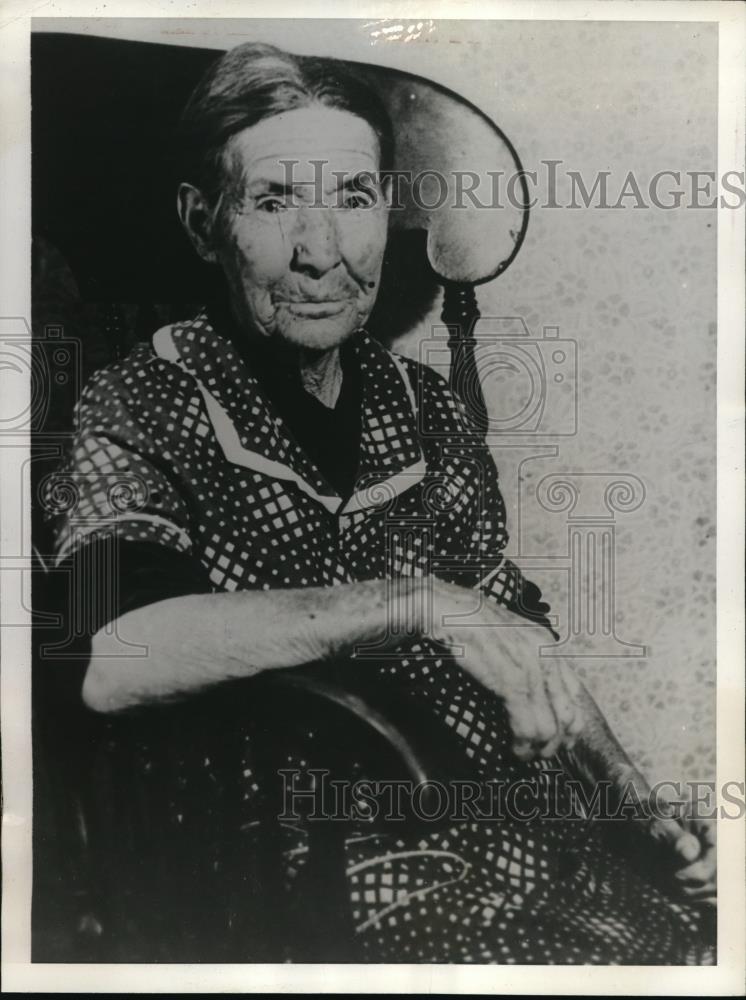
[1,1,743,993]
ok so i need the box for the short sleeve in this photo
[44,361,196,564]
[39,358,212,705]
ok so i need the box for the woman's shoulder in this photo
[73,326,202,436]
[363,333,452,396]
[81,327,197,402]
[371,338,475,434]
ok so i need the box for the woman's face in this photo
[210,105,389,352]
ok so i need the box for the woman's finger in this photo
[543,665,575,730]
[685,817,717,847]
[502,672,542,755]
[679,883,717,901]
[540,666,575,755]
[649,816,700,859]
[674,845,716,884]
[678,894,716,911]
[522,657,560,752]
[512,737,538,762]
[502,674,558,760]
[548,662,587,743]
[557,662,586,737]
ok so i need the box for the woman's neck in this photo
[209,289,345,408]
[299,347,343,408]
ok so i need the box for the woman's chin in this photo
[273,313,362,352]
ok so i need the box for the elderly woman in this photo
[47,42,715,964]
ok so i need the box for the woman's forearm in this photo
[562,678,644,791]
[84,572,646,793]
[83,578,410,714]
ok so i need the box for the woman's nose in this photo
[290,206,342,277]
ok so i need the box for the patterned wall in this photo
[37,17,718,786]
[387,20,718,786]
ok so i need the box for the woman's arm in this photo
[560,676,716,902]
[83,578,400,713]
[85,572,715,899]
[558,674,640,789]
[85,576,582,764]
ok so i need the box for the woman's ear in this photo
[381,173,393,209]
[177,183,219,263]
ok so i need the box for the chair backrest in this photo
[32,32,529,429]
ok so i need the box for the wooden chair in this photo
[31,31,528,962]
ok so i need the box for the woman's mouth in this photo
[277,299,350,318]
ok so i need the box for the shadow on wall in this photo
[32,32,441,362]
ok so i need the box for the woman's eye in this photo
[256,197,290,214]
[341,190,376,209]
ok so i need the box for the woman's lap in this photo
[344,819,716,964]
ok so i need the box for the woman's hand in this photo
[672,815,717,903]
[648,808,717,905]
[602,765,718,906]
[420,578,586,761]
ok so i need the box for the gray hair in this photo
[177,41,394,201]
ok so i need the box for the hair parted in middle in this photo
[177,42,395,201]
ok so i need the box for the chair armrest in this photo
[249,666,432,785]
[33,661,453,961]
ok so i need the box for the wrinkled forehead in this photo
[222,106,382,189]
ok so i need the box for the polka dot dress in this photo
[338,654,714,964]
[45,311,715,964]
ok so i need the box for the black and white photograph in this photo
[1,2,744,993]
